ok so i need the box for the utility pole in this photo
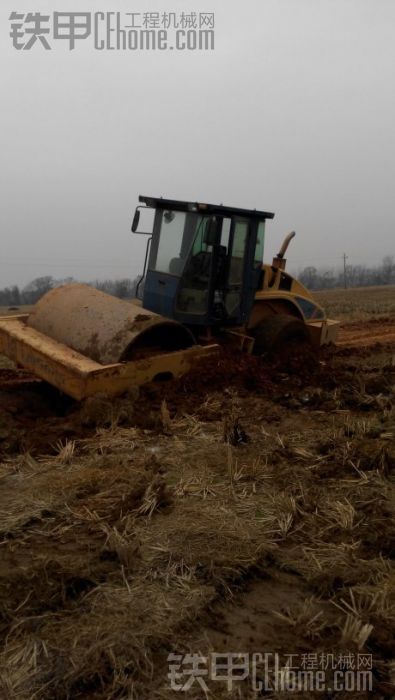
[343,253,348,289]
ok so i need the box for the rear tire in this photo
[253,314,309,355]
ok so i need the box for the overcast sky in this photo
[1,0,394,288]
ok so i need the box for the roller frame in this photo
[0,315,219,401]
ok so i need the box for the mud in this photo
[0,317,394,453]
[337,316,395,347]
[0,315,394,699]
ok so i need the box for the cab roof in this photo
[139,196,275,220]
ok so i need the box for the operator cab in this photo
[132,196,274,328]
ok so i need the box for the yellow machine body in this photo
[248,264,339,347]
[0,292,218,401]
[0,197,339,399]
[0,274,337,400]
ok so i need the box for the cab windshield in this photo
[150,210,209,277]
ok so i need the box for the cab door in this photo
[221,217,251,323]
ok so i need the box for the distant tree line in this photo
[0,255,394,306]
[0,276,140,307]
[296,255,395,290]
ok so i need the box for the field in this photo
[0,306,34,318]
[314,285,395,321]
[0,287,394,699]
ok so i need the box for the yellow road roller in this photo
[0,196,338,399]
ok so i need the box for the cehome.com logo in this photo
[9,11,215,51]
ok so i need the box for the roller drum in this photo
[27,283,194,365]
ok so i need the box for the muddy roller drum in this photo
[27,283,195,365]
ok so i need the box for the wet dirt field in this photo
[337,317,395,347]
[0,314,394,699]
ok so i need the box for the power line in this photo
[291,255,389,265]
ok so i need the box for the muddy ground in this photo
[0,315,394,699]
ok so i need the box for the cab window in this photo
[255,221,265,265]
[229,221,248,284]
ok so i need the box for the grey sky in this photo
[1,0,394,289]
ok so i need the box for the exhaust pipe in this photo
[272,231,295,270]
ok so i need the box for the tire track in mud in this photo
[337,318,395,348]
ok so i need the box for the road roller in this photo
[0,196,339,399]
